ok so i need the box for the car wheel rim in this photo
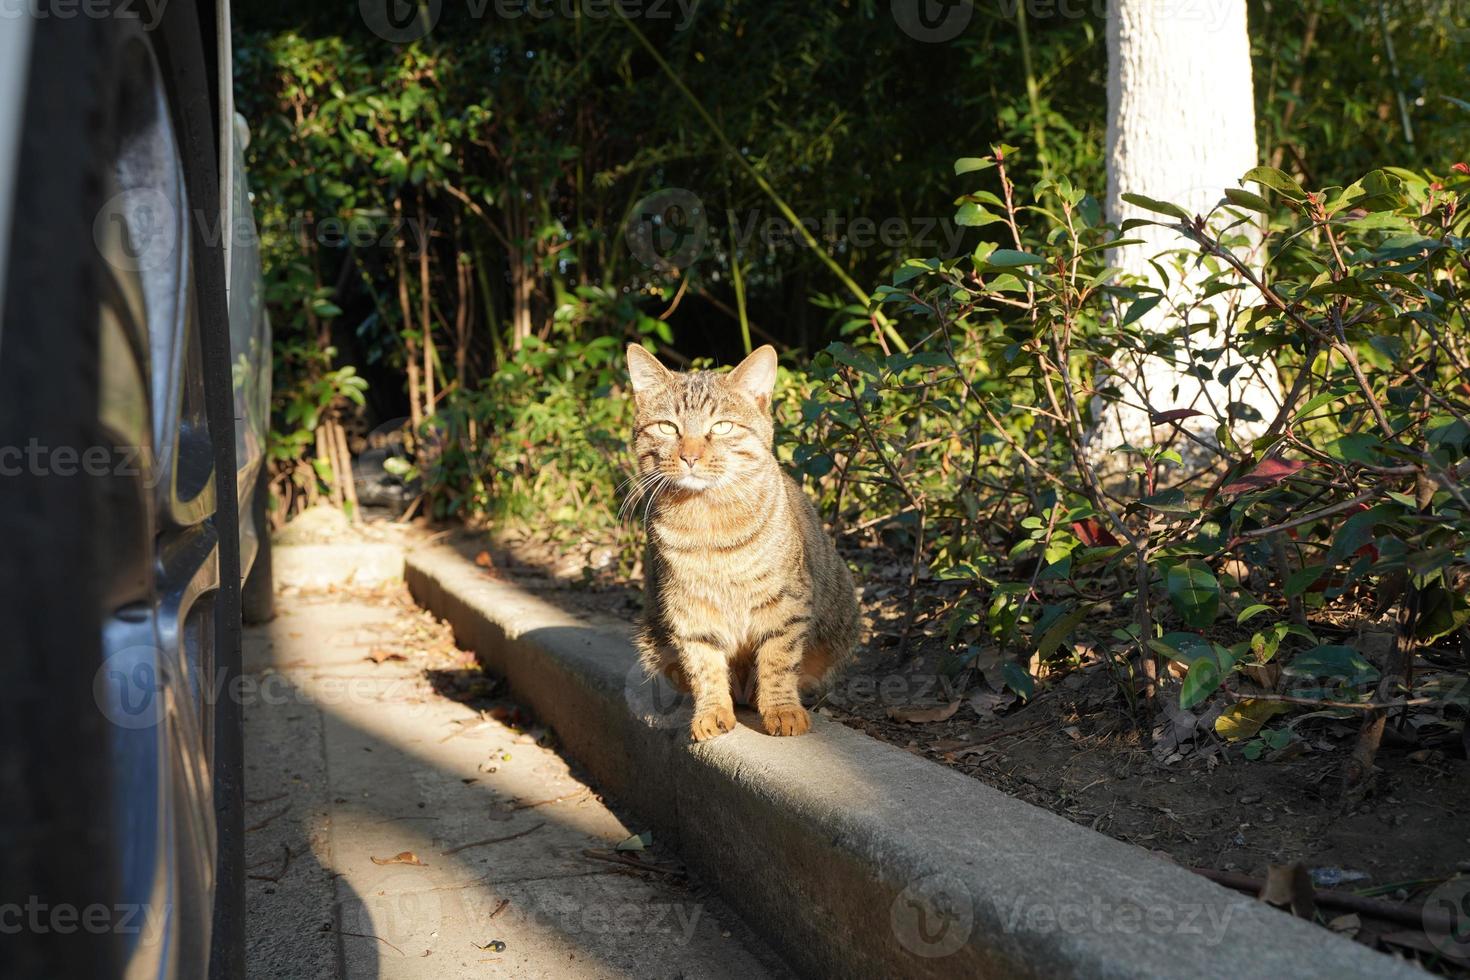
[91,32,219,979]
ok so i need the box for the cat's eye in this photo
[709,420,735,436]
[655,422,679,436]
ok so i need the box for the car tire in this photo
[242,464,276,625]
[0,7,244,979]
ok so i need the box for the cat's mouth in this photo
[674,473,715,492]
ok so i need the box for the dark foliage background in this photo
[233,1,1470,765]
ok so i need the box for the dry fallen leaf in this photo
[1241,663,1283,689]
[943,744,997,763]
[966,689,1015,721]
[1259,862,1315,919]
[1215,699,1292,741]
[474,551,494,568]
[1328,913,1361,936]
[1152,692,1217,761]
[887,701,961,724]
[928,738,973,752]
[370,851,426,867]
[367,649,407,664]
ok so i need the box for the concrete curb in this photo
[405,544,1419,980]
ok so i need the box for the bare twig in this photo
[441,822,546,857]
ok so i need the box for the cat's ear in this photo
[626,343,672,398]
[727,345,778,409]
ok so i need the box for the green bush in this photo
[797,148,1470,744]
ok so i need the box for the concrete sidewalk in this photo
[243,580,791,979]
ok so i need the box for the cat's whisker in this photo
[624,470,661,500]
[620,470,672,525]
[642,475,672,525]
[617,472,647,514]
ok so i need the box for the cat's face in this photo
[626,345,778,494]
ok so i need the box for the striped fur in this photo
[625,344,859,740]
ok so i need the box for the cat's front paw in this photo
[761,704,811,737]
[690,704,736,741]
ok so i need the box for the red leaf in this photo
[1072,518,1120,548]
[1220,457,1307,495]
[1453,162,1470,175]
[1149,409,1205,425]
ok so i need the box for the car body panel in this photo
[228,119,270,581]
[216,0,270,584]
[0,11,34,345]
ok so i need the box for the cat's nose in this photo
[678,438,704,469]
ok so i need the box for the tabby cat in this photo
[625,344,859,741]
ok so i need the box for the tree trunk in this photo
[1094,0,1279,475]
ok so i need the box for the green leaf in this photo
[1285,645,1379,685]
[1292,386,1354,421]
[1180,656,1224,710]
[1121,295,1163,327]
[1136,489,1192,513]
[1327,433,1383,465]
[1242,167,1307,201]
[1001,661,1035,700]
[892,261,929,286]
[985,249,1046,268]
[1348,212,1411,232]
[1033,605,1090,660]
[1324,504,1391,566]
[1417,586,1470,642]
[954,157,995,176]
[1237,604,1274,624]
[1223,188,1272,213]
[955,202,1003,228]
[1285,565,1325,597]
[829,345,882,378]
[1168,561,1220,628]
[1121,192,1191,222]
[1154,632,1214,664]
[382,456,415,477]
